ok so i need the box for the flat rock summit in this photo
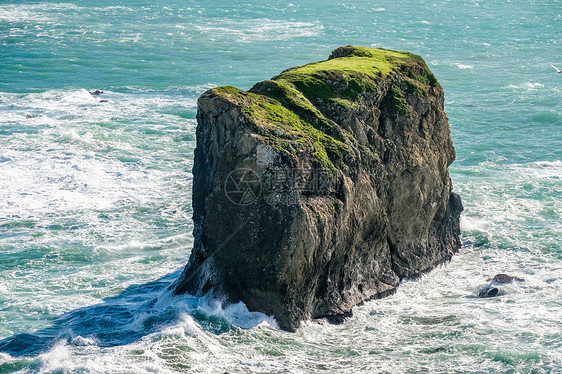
[173,46,463,331]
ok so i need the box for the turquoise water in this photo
[1,0,561,372]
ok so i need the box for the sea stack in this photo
[174,46,463,331]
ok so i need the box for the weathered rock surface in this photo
[173,46,463,331]
[477,286,499,298]
[487,274,525,284]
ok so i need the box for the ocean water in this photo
[0,0,560,372]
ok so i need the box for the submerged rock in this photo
[173,46,463,331]
[476,274,524,298]
[488,274,525,284]
[477,286,499,298]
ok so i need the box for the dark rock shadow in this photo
[0,272,181,358]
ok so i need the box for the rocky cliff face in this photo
[173,46,463,331]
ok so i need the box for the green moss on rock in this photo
[209,46,439,172]
[272,46,415,105]
[405,79,428,97]
[389,85,412,118]
[210,85,349,173]
[426,69,439,87]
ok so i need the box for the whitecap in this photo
[58,129,93,144]
[37,341,72,372]
[0,6,49,23]
[70,335,100,347]
[153,287,278,331]
[0,87,198,223]
[192,19,324,42]
[509,160,562,179]
[215,299,278,329]
[460,215,489,234]
[506,82,544,90]
[455,63,474,69]
[0,3,79,23]
[94,6,133,12]
[129,312,158,332]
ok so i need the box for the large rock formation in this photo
[173,46,463,331]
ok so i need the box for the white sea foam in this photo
[192,19,324,42]
[18,287,279,374]
[2,0,562,372]
[156,289,278,331]
[0,86,198,342]
[455,63,474,69]
[70,335,100,346]
[200,297,278,330]
[93,6,134,12]
[0,88,197,222]
[513,160,562,179]
[0,3,79,23]
[36,342,72,373]
[455,158,562,260]
[0,7,49,23]
[506,82,544,90]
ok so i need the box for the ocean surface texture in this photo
[1,1,561,373]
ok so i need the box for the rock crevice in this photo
[174,46,463,331]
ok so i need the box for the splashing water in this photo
[1,0,560,372]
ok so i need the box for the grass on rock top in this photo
[210,85,348,173]
[207,46,433,172]
[280,48,411,78]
